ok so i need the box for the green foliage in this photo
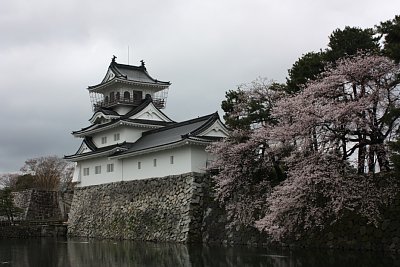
[377,15,400,62]
[286,26,380,94]
[0,188,23,224]
[325,26,380,62]
[221,81,285,130]
[221,89,248,129]
[286,52,325,93]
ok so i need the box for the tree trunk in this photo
[358,136,366,174]
[368,145,376,173]
[376,143,391,172]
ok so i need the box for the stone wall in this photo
[67,172,400,252]
[68,172,206,242]
[11,189,71,221]
[58,190,74,221]
[201,191,400,252]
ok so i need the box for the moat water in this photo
[0,237,398,267]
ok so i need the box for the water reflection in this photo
[0,237,398,267]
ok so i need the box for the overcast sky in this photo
[0,0,399,173]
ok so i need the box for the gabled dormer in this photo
[88,56,170,115]
[89,108,120,125]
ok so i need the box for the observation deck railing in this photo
[93,96,165,111]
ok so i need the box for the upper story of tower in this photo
[88,56,170,114]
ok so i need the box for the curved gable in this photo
[196,119,229,138]
[76,141,92,155]
[101,68,116,83]
[129,102,173,122]
[89,110,120,124]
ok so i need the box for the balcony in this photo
[92,96,165,111]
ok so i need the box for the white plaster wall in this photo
[77,157,122,187]
[76,145,212,187]
[190,145,212,172]
[72,163,81,183]
[92,126,149,148]
[122,146,193,181]
[119,127,147,143]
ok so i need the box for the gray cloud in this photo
[0,0,399,172]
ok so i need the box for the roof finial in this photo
[112,55,117,63]
[140,60,145,67]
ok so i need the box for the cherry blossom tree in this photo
[255,151,398,241]
[255,53,400,241]
[210,53,400,242]
[271,53,400,173]
[208,79,285,225]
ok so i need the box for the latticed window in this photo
[95,166,101,174]
[107,163,114,172]
[83,168,89,176]
[124,91,130,100]
[101,137,107,144]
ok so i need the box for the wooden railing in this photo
[94,97,165,110]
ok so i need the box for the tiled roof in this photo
[113,113,219,157]
[73,98,175,136]
[88,108,120,122]
[111,62,170,85]
[89,59,170,90]
[66,112,222,161]
[65,142,132,160]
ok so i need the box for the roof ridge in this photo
[141,112,217,137]
[187,112,219,137]
[113,62,145,71]
[110,62,126,78]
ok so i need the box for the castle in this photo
[65,57,228,187]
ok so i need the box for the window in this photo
[132,90,142,101]
[153,158,157,167]
[83,168,89,176]
[124,91,130,100]
[138,162,141,169]
[116,92,120,100]
[170,156,174,164]
[110,92,115,101]
[114,133,120,141]
[95,166,101,174]
[101,137,107,144]
[107,163,114,172]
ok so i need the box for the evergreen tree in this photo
[377,15,400,62]
[286,52,325,93]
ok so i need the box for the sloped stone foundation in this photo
[68,172,205,242]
